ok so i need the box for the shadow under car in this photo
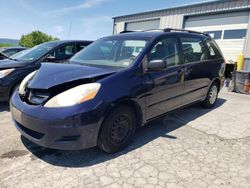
[21,98,226,168]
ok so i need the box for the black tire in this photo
[98,105,136,153]
[201,82,219,108]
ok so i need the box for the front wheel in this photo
[201,82,219,108]
[97,105,136,153]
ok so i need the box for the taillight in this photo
[219,61,226,77]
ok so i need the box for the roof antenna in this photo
[67,22,72,40]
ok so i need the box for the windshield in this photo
[71,38,148,68]
[3,50,17,57]
[11,42,58,62]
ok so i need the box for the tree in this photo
[0,43,14,48]
[19,31,59,48]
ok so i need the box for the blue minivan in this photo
[11,29,225,153]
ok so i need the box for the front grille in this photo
[15,121,44,139]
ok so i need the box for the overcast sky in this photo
[0,0,210,40]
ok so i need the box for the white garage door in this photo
[185,12,249,62]
[125,19,160,31]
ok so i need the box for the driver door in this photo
[145,37,184,120]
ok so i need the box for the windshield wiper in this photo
[7,57,18,61]
[0,52,18,61]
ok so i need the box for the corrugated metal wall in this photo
[113,0,250,69]
[114,0,250,33]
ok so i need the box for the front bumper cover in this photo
[10,92,106,150]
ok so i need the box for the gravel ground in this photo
[0,89,249,188]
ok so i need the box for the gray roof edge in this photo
[112,0,230,19]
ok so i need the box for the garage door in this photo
[125,19,160,31]
[184,12,249,61]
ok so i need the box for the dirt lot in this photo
[0,89,250,188]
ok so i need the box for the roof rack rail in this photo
[120,29,163,34]
[119,28,210,37]
[163,28,210,37]
[119,30,136,34]
[141,29,164,32]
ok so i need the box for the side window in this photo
[180,37,207,63]
[76,43,87,52]
[65,45,75,55]
[148,38,180,67]
[205,39,223,60]
[50,44,75,60]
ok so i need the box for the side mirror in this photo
[147,60,167,71]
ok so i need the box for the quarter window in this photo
[205,40,223,60]
[148,38,179,67]
[180,37,207,63]
[223,29,247,39]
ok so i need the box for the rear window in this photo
[223,29,247,39]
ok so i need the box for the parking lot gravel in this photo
[0,89,250,188]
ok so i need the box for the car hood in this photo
[0,59,28,69]
[28,63,117,89]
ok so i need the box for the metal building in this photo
[113,0,250,70]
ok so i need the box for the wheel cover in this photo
[209,85,218,104]
[110,115,131,144]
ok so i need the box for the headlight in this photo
[44,83,101,108]
[0,68,15,78]
[19,71,37,95]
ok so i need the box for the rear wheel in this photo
[201,82,219,108]
[98,105,136,153]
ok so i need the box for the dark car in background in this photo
[0,40,92,102]
[11,29,225,153]
[0,47,27,60]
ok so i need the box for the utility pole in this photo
[67,22,72,40]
